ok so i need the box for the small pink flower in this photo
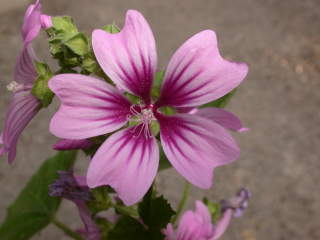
[0,0,51,163]
[164,201,232,240]
[49,10,248,205]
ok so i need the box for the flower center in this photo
[6,81,24,93]
[129,104,156,138]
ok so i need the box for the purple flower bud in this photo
[221,187,251,218]
[40,14,53,29]
[49,171,91,201]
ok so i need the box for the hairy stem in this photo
[172,181,191,224]
[52,218,84,240]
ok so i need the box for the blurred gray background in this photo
[0,0,319,239]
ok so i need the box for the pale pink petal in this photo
[0,91,40,163]
[49,74,132,139]
[157,30,248,107]
[22,0,42,43]
[87,125,159,205]
[211,209,233,240]
[53,139,93,151]
[195,200,212,224]
[40,14,53,29]
[195,108,248,132]
[15,46,37,85]
[92,10,157,104]
[163,224,176,240]
[158,113,239,188]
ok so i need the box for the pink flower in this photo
[49,10,248,205]
[163,201,232,240]
[0,0,52,163]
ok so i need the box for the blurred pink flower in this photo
[0,0,51,163]
[49,10,248,205]
[163,201,229,240]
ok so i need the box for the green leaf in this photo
[102,23,120,33]
[31,62,54,107]
[52,16,78,34]
[200,89,237,108]
[108,216,148,240]
[0,151,77,240]
[138,189,175,239]
[64,32,89,56]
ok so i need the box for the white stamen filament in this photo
[129,105,156,138]
[6,81,24,93]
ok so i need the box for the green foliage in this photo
[52,16,78,33]
[200,89,237,108]
[138,188,176,240]
[151,71,165,99]
[203,197,222,223]
[108,216,149,240]
[48,16,91,73]
[102,23,120,33]
[87,186,113,214]
[64,32,89,56]
[31,61,54,107]
[0,151,77,240]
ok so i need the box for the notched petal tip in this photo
[158,29,248,108]
[92,9,157,103]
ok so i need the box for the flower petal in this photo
[211,209,233,240]
[87,125,159,205]
[158,114,239,188]
[22,0,42,43]
[15,46,37,85]
[157,30,248,107]
[49,74,132,139]
[92,10,157,104]
[0,91,40,163]
[163,224,176,240]
[195,200,212,224]
[53,139,93,151]
[195,108,248,132]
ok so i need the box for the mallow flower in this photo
[163,188,251,240]
[49,10,248,205]
[0,0,52,163]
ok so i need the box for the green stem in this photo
[172,181,191,224]
[52,218,84,240]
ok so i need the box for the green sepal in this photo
[202,197,222,223]
[31,61,54,107]
[81,55,100,74]
[0,151,77,240]
[200,89,237,109]
[151,71,165,100]
[52,16,78,34]
[138,188,176,239]
[64,32,89,56]
[102,23,120,33]
[87,186,112,215]
[158,106,176,115]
